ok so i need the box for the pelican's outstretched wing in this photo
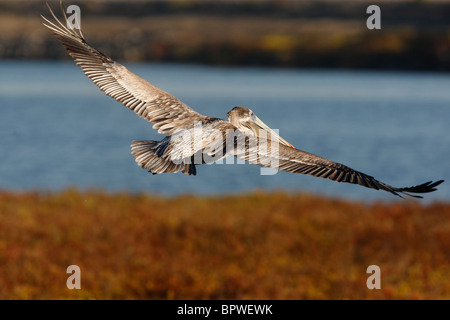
[42,2,212,135]
[234,137,443,198]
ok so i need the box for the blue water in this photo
[1,61,449,202]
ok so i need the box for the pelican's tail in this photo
[131,140,196,175]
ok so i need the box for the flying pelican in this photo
[42,3,443,198]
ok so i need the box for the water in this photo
[1,61,449,202]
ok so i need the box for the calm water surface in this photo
[1,61,449,202]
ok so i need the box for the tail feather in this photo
[131,140,196,175]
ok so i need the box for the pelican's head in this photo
[227,106,294,148]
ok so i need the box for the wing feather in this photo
[42,2,211,135]
[233,135,443,198]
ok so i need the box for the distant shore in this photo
[1,0,449,71]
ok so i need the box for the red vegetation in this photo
[0,189,449,299]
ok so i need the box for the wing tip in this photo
[396,179,444,199]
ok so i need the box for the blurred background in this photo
[0,0,449,300]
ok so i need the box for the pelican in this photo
[42,3,443,198]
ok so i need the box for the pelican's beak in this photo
[248,116,295,149]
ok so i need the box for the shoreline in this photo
[1,0,449,71]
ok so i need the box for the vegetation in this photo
[1,0,449,71]
[1,189,449,299]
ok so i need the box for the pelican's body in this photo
[42,3,443,198]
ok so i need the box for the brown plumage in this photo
[42,2,443,198]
